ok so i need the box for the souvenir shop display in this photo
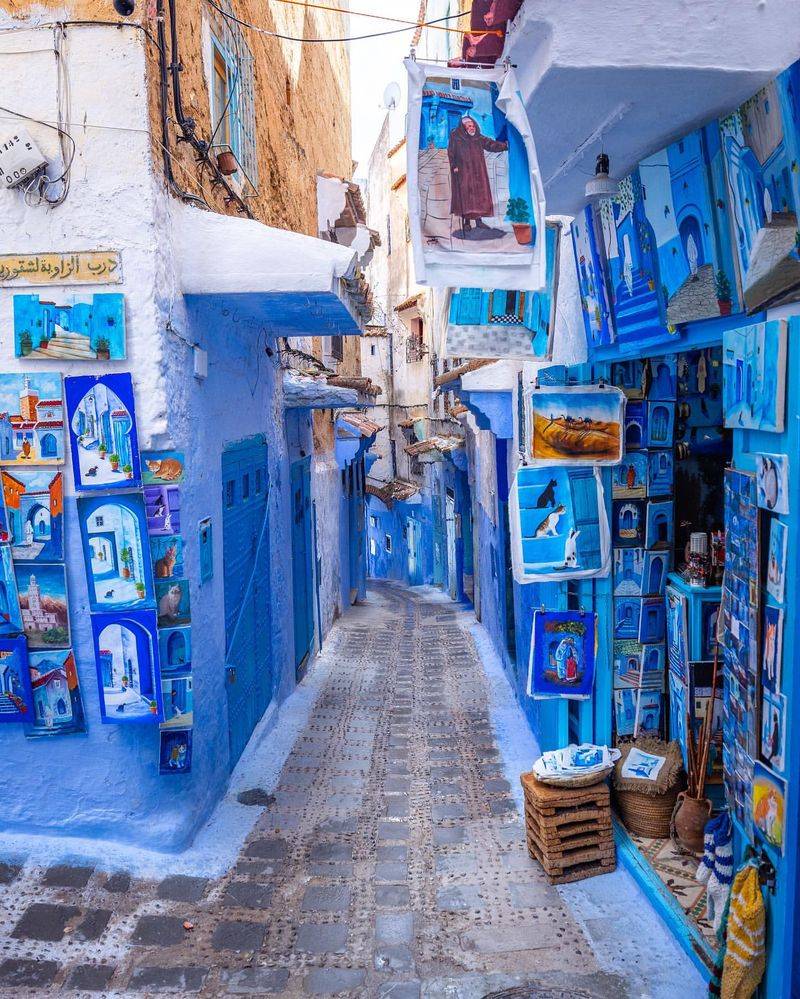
[525,386,625,466]
[532,743,620,787]
[527,609,596,700]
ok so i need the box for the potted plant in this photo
[95,336,111,361]
[646,275,655,291]
[123,463,133,479]
[715,269,732,316]
[120,546,132,580]
[39,335,50,350]
[19,331,32,356]
[149,699,158,714]
[98,443,107,460]
[505,197,532,245]
[109,453,120,472]
[134,581,146,600]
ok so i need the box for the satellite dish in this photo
[383,82,401,111]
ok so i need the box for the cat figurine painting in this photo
[534,504,565,539]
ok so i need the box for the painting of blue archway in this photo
[91,609,163,724]
[158,626,192,676]
[78,493,155,612]
[65,373,141,491]
[2,469,64,562]
[0,636,33,723]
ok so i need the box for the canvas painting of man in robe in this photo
[448,116,508,239]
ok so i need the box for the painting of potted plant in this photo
[120,546,133,580]
[39,334,50,350]
[505,197,532,245]
[715,269,732,316]
[123,463,133,479]
[95,336,111,361]
[98,442,107,460]
[18,331,32,356]
[109,453,120,472]
[135,581,146,600]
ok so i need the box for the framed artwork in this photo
[761,690,786,774]
[161,674,193,729]
[525,387,625,466]
[527,609,596,700]
[762,605,784,694]
[2,469,64,562]
[639,597,666,644]
[722,320,787,432]
[572,206,614,349]
[144,484,181,536]
[766,520,787,604]
[613,548,645,595]
[623,400,648,450]
[14,562,69,649]
[614,597,641,640]
[90,609,163,724]
[615,688,662,738]
[612,454,648,498]
[0,373,64,465]
[648,450,674,496]
[156,578,191,628]
[668,672,688,761]
[640,644,666,686]
[158,626,191,676]
[0,636,33,723]
[25,648,86,738]
[65,374,141,490]
[642,550,671,596]
[14,291,126,360]
[159,728,192,775]
[612,359,646,399]
[612,499,646,547]
[509,465,611,583]
[647,402,675,447]
[142,450,185,485]
[150,534,184,582]
[0,544,24,637]
[613,639,643,689]
[752,761,786,855]
[755,453,789,515]
[645,500,674,549]
[666,587,689,683]
[648,356,678,401]
[77,493,156,612]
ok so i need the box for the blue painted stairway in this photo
[614,272,664,343]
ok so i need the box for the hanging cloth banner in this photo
[405,59,546,291]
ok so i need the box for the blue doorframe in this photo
[291,457,315,679]
[221,435,272,769]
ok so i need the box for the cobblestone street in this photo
[0,583,701,997]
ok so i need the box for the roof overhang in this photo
[282,371,360,410]
[505,0,800,215]
[335,412,382,468]
[173,203,368,337]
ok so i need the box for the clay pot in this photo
[512,222,532,245]
[718,299,732,317]
[673,792,712,853]
[216,150,238,176]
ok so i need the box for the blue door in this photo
[291,458,315,677]
[222,436,272,769]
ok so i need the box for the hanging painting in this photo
[612,359,646,399]
[0,373,64,465]
[648,450,674,496]
[0,636,33,723]
[613,640,644,689]
[648,356,678,400]
[615,688,662,738]
[508,465,610,583]
[645,500,675,549]
[762,605,783,694]
[150,534,185,582]
[90,609,163,723]
[141,450,185,485]
[161,674,193,729]
[13,292,126,360]
[612,453,648,499]
[159,728,192,775]
[77,493,155,612]
[720,61,800,313]
[642,550,672,596]
[722,320,787,432]
[755,453,789,514]
[159,626,191,676]
[2,470,64,562]
[526,609,596,700]
[446,223,560,360]
[666,586,689,683]
[761,689,786,773]
[0,545,23,638]
[613,548,645,595]
[612,499,646,547]
[766,519,787,603]
[572,205,614,348]
[638,597,666,644]
[14,563,68,649]
[614,598,642,640]
[144,483,181,535]
[65,373,141,490]
[156,578,191,628]
[24,648,86,738]
[647,402,675,447]
[405,60,546,290]
[525,387,625,466]
[623,401,648,450]
[752,761,786,855]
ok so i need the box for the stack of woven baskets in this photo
[611,738,685,838]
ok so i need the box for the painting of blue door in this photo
[222,436,272,768]
[291,458,315,677]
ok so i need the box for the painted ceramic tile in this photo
[612,359,645,399]
[623,400,648,450]
[144,484,181,536]
[766,519,787,604]
[142,450,185,485]
[2,469,64,562]
[722,320,787,432]
[613,640,643,689]
[78,493,156,612]
[639,597,666,644]
[645,500,674,550]
[648,355,678,400]
[65,374,141,490]
[156,578,191,628]
[526,387,625,466]
[161,674,193,729]
[612,499,646,547]
[755,453,789,514]
[158,626,191,676]
[25,648,86,738]
[91,609,163,724]
[614,597,641,640]
[642,550,671,596]
[159,727,192,775]
[14,562,69,649]
[752,761,786,855]
[0,636,33,723]
[0,545,23,638]
[613,547,645,595]
[0,373,64,466]
[648,449,674,495]
[509,465,610,582]
[14,291,126,360]
[527,610,596,700]
[572,206,614,348]
[720,63,800,313]
[150,534,184,582]
[666,587,689,683]
[647,402,675,447]
[762,605,783,694]
[761,689,786,774]
[612,454,648,498]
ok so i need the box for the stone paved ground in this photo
[0,583,668,997]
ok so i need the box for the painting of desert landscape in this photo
[528,388,625,466]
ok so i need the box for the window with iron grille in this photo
[406,316,426,362]
[330,335,344,362]
[208,2,258,187]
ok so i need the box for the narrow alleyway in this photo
[0,583,702,997]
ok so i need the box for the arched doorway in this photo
[40,433,57,458]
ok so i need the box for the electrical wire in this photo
[267,0,466,35]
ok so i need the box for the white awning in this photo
[172,203,369,336]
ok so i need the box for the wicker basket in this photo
[612,738,685,839]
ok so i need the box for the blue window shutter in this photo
[569,469,601,564]
[454,288,483,325]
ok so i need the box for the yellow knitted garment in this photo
[721,865,766,999]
